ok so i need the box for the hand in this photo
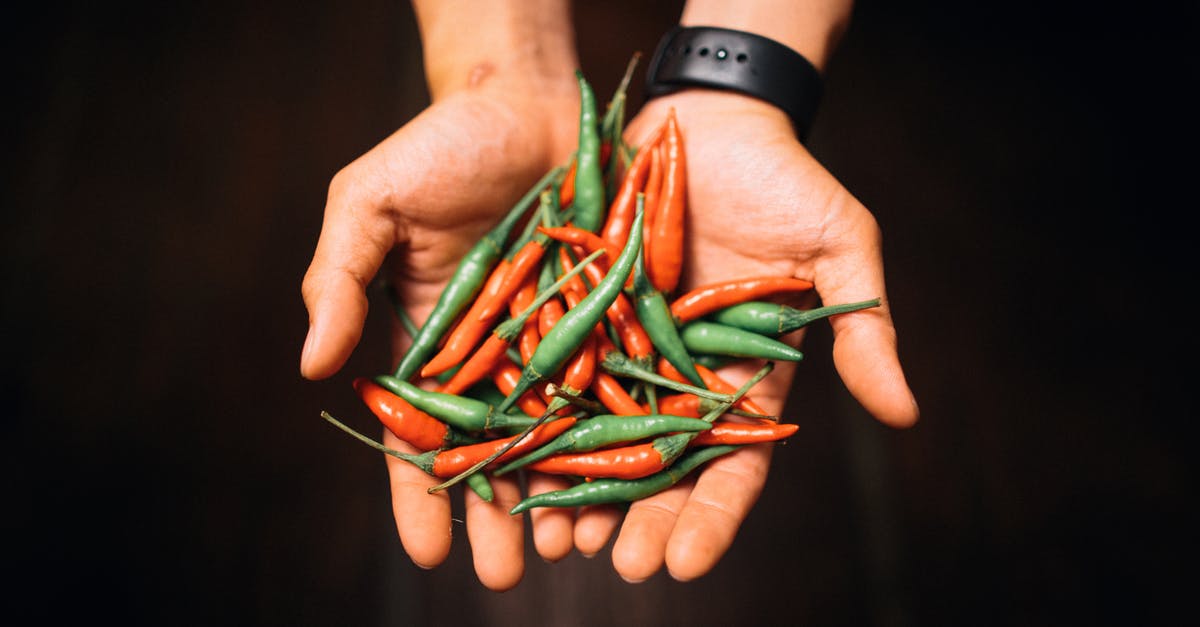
[300,75,584,590]
[568,89,920,583]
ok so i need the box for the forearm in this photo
[413,0,579,100]
[679,0,852,71]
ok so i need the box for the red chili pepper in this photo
[601,122,664,250]
[491,358,550,417]
[475,237,547,321]
[590,371,645,415]
[656,393,703,418]
[419,258,511,378]
[669,276,816,324]
[647,108,686,294]
[656,358,770,416]
[690,421,798,446]
[538,225,622,267]
[641,144,663,273]
[437,333,511,396]
[559,157,577,207]
[353,378,475,451]
[430,416,577,476]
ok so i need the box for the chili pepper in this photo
[601,121,664,250]
[493,413,712,476]
[656,392,776,421]
[353,378,479,450]
[509,444,740,514]
[475,192,562,322]
[601,350,732,402]
[538,225,622,267]
[559,155,576,208]
[690,421,799,446]
[570,70,605,233]
[669,276,817,324]
[630,222,705,387]
[496,205,645,414]
[322,409,576,478]
[392,166,563,381]
[641,143,663,267]
[373,374,539,435]
[419,258,511,378]
[656,359,770,417]
[646,107,686,294]
[436,249,604,396]
[707,298,882,336]
[492,358,550,416]
[679,320,805,361]
[590,371,645,416]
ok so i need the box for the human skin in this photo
[300,0,918,590]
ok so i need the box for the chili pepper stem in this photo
[545,382,606,415]
[321,411,435,473]
[600,351,734,403]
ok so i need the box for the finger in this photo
[463,473,525,591]
[573,505,624,557]
[300,163,403,380]
[663,445,772,581]
[526,472,576,562]
[610,481,693,583]
[382,430,452,569]
[815,195,920,428]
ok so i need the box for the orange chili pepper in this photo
[420,259,511,378]
[492,358,550,417]
[656,357,770,416]
[590,371,645,415]
[647,108,686,294]
[690,421,798,446]
[601,122,665,250]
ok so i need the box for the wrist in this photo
[414,0,579,101]
[679,0,852,71]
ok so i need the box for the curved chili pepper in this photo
[493,413,712,476]
[417,258,511,378]
[353,378,478,450]
[570,70,605,233]
[647,107,686,295]
[630,227,704,387]
[601,122,663,250]
[707,298,882,336]
[476,192,562,321]
[656,358,770,417]
[393,166,562,381]
[509,444,740,514]
[538,225,622,267]
[680,320,805,362]
[320,410,575,477]
[497,206,646,414]
[373,375,538,435]
[669,276,817,324]
[436,249,604,396]
[492,358,550,417]
[690,421,799,446]
[590,371,644,416]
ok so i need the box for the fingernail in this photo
[620,574,647,584]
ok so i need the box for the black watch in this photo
[644,25,823,142]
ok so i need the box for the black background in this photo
[5,1,1196,626]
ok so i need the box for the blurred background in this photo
[5,1,1195,625]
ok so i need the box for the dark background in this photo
[5,1,1195,626]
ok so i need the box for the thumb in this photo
[300,163,403,380]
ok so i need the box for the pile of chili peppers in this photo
[320,59,882,513]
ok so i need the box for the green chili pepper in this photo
[708,298,882,337]
[496,205,645,414]
[493,414,712,476]
[678,321,805,361]
[509,444,741,514]
[570,70,605,233]
[630,222,705,387]
[373,374,539,434]
[392,166,564,381]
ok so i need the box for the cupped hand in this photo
[571,89,920,583]
[301,78,582,590]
